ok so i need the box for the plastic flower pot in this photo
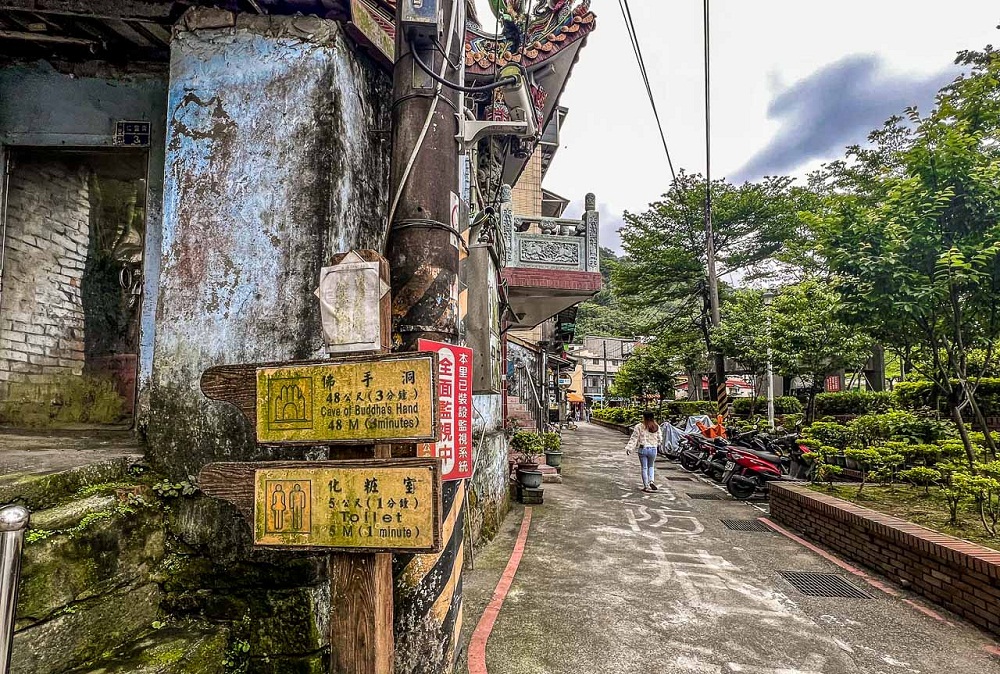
[517,469,543,489]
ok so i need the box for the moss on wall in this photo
[0,375,124,427]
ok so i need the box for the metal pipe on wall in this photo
[0,504,29,674]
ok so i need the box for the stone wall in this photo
[148,11,391,477]
[470,394,509,544]
[0,59,168,425]
[770,483,1000,637]
[0,157,89,392]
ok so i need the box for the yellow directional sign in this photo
[252,462,441,551]
[254,354,437,445]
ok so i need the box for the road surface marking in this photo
[467,507,532,674]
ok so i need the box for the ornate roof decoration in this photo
[465,0,596,75]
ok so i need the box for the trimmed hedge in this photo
[662,400,719,417]
[894,378,1000,417]
[815,390,893,416]
[592,401,720,425]
[732,396,803,416]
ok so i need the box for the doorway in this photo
[0,147,148,429]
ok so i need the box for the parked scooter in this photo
[722,436,812,499]
[678,432,716,472]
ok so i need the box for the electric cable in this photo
[386,0,461,243]
[410,46,517,94]
[489,8,533,210]
[618,0,677,182]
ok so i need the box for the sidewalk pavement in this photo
[457,422,1000,674]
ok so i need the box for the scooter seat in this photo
[742,450,782,465]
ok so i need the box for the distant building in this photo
[567,336,639,404]
[676,375,756,400]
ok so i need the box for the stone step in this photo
[12,583,163,674]
[18,500,166,629]
[0,454,141,511]
[66,624,229,674]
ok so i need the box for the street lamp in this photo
[762,290,775,430]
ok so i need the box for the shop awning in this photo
[567,392,585,403]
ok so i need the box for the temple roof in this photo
[347,0,596,75]
[464,1,596,76]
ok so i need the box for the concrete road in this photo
[459,422,1000,674]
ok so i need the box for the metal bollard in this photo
[0,505,28,674]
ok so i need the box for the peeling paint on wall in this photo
[149,15,391,476]
[470,393,509,544]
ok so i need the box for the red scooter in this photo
[722,439,812,499]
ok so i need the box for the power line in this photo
[618,0,677,183]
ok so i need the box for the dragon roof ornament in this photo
[466,0,596,75]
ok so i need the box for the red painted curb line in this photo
[468,507,533,674]
[757,517,955,626]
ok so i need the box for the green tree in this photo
[817,46,1000,467]
[615,173,806,344]
[713,289,772,415]
[609,341,676,404]
[613,174,808,403]
[574,248,661,340]
[770,280,872,423]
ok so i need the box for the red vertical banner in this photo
[825,375,841,392]
[418,340,474,481]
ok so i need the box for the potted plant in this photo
[511,430,543,488]
[543,431,563,468]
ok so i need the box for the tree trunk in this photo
[687,370,702,401]
[966,390,998,460]
[949,396,978,470]
[806,382,822,424]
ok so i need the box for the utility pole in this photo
[703,0,728,418]
[387,1,463,350]
[386,0,466,667]
[602,339,609,405]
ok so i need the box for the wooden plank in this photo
[0,1,177,22]
[201,353,438,446]
[327,441,395,674]
[329,550,393,674]
[198,458,442,554]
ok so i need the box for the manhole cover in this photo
[778,571,872,599]
[721,519,772,532]
[687,492,726,500]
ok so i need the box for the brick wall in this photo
[770,483,1000,637]
[511,149,543,217]
[0,157,89,392]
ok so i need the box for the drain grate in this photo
[721,519,772,532]
[778,571,872,599]
[663,476,694,481]
[687,492,726,500]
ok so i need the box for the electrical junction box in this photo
[400,0,441,45]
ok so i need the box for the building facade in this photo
[0,0,598,671]
[569,336,639,404]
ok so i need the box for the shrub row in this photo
[591,401,720,426]
[731,396,803,416]
[815,390,893,416]
[894,378,1000,417]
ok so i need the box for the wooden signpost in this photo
[197,250,442,674]
[201,352,439,446]
[199,459,442,553]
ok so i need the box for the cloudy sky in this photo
[475,1,999,252]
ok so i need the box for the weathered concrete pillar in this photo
[147,13,392,669]
[149,10,391,477]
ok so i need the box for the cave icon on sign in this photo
[268,377,314,430]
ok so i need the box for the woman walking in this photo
[625,411,661,492]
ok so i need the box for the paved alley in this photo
[460,422,1000,674]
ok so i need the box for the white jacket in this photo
[625,423,661,453]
